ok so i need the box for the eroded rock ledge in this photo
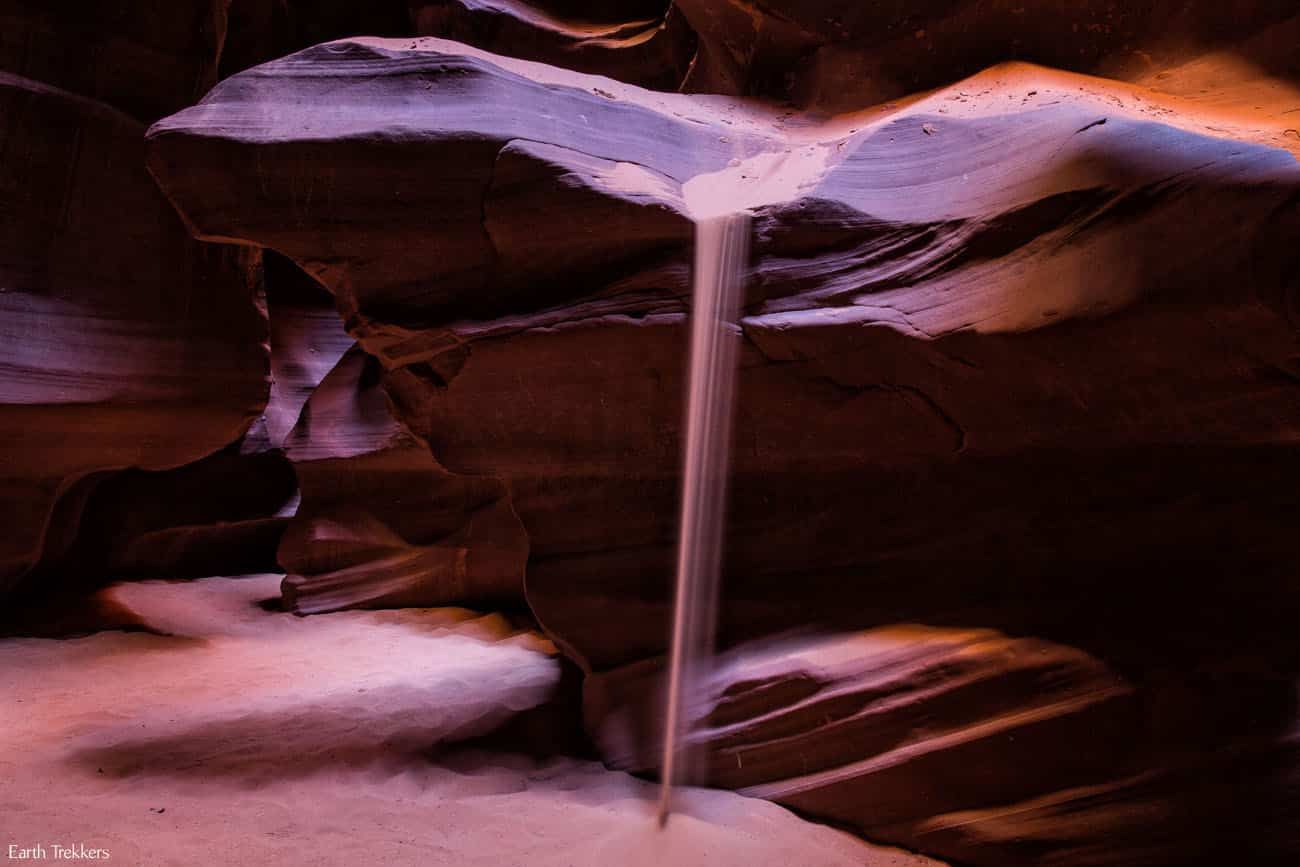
[147,35,1300,637]
[144,33,1300,867]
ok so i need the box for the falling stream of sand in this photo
[657,212,751,825]
[653,137,836,825]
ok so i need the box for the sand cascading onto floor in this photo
[658,212,751,825]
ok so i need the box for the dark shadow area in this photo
[219,0,414,80]
[0,587,162,639]
[449,655,595,759]
[23,446,295,597]
[255,594,284,613]
[68,681,567,785]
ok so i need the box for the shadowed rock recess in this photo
[2,1,1297,864]
[0,52,269,598]
[0,0,423,603]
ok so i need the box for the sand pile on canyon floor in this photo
[0,574,936,867]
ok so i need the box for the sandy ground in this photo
[0,574,936,866]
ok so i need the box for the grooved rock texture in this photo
[132,20,1300,867]
[278,346,528,614]
[671,0,1300,105]
[0,71,269,599]
[147,36,1300,656]
[397,1,1300,112]
[219,0,414,80]
[588,628,1134,857]
[256,252,355,450]
[587,626,1300,865]
[410,0,697,90]
[0,0,431,601]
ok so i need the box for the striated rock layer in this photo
[279,345,527,614]
[0,0,373,600]
[0,0,499,603]
[396,1,1300,113]
[588,627,1299,865]
[147,37,1300,652]
[410,0,697,91]
[0,70,269,599]
[589,628,1132,859]
[673,0,1300,105]
[146,35,1300,866]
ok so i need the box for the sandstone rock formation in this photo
[0,1,426,601]
[410,0,697,90]
[672,0,1300,105]
[278,345,528,614]
[588,627,1141,861]
[253,252,356,452]
[219,0,413,79]
[587,626,1299,865]
[147,35,1300,660]
[397,1,1300,109]
[0,69,269,599]
[4,2,1297,863]
[144,35,1300,862]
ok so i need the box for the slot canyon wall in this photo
[4,2,1299,864]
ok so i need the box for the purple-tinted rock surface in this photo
[3,3,1298,862]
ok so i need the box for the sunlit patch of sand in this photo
[0,574,938,866]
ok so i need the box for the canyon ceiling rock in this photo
[410,0,697,91]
